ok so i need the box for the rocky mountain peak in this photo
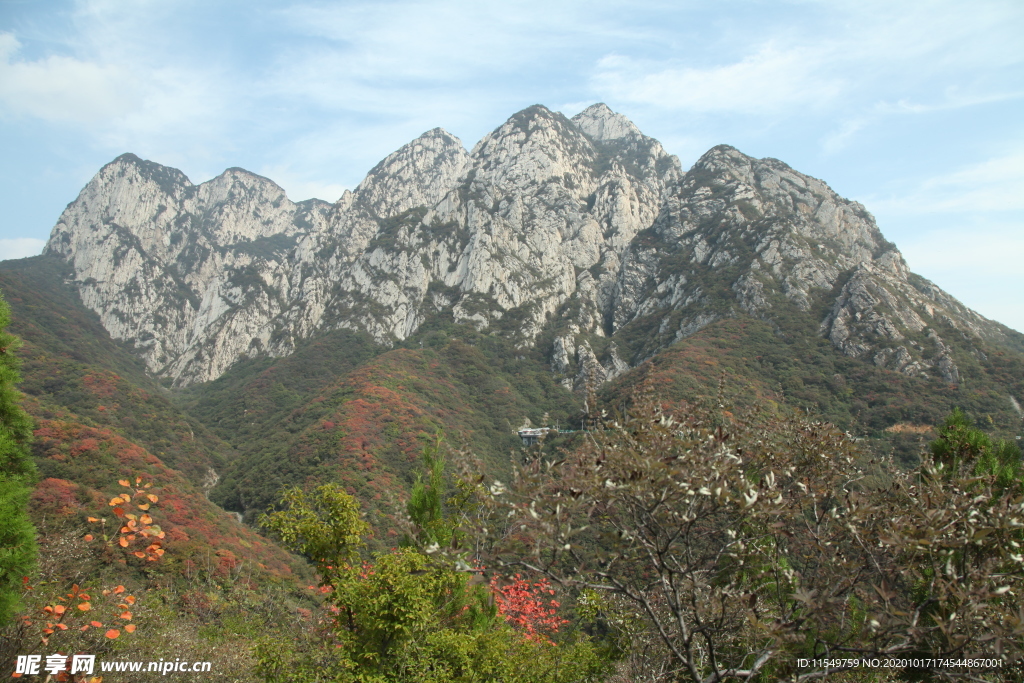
[104,152,192,194]
[42,104,1015,389]
[354,128,469,219]
[571,103,644,142]
[468,105,597,197]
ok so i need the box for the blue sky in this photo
[1,0,1022,332]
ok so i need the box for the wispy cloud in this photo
[589,0,1024,151]
[897,221,1024,332]
[258,163,349,203]
[0,32,143,123]
[592,45,844,114]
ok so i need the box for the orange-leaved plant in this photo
[86,477,164,562]
[12,477,163,671]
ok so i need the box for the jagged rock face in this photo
[355,128,471,219]
[45,105,1009,387]
[592,144,1014,384]
[46,155,330,381]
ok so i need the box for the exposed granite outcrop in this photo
[46,104,1006,387]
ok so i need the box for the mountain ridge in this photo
[41,103,1022,394]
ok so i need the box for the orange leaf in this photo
[136,476,142,484]
[81,624,90,631]
[124,596,136,605]
[137,503,150,511]
[57,623,68,630]
[140,514,153,525]
[102,590,111,596]
[43,605,54,613]
[147,494,158,503]
[83,534,94,542]
[118,537,128,548]
[118,479,130,487]
[120,611,132,620]
[77,602,91,611]
[105,629,120,639]
[133,552,145,559]
[90,620,103,627]
[124,624,136,633]
[113,507,125,518]
[109,497,121,506]
[13,673,23,678]
[53,605,66,615]
[43,628,54,635]
[113,585,125,594]
[87,517,100,523]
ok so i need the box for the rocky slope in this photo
[44,104,1020,389]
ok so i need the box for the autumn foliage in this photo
[491,574,568,644]
[86,477,164,562]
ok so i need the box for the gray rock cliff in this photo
[45,105,1012,387]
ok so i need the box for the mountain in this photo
[3,101,1023,677]
[5,101,1021,521]
[43,104,1021,396]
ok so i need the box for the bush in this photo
[469,385,1024,681]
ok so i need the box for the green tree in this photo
[931,407,1021,487]
[405,431,453,549]
[259,483,608,683]
[0,291,36,625]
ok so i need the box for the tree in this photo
[259,483,609,683]
[930,407,1021,487]
[471,389,1024,681]
[405,431,454,549]
[0,291,37,625]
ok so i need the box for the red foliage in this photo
[490,575,568,644]
[29,417,299,579]
[30,478,81,516]
[69,438,100,457]
[82,372,120,399]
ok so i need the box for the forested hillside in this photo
[1,101,1022,681]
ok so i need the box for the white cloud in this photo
[592,46,844,114]
[0,238,46,261]
[0,32,143,123]
[901,225,1024,276]
[588,0,1024,127]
